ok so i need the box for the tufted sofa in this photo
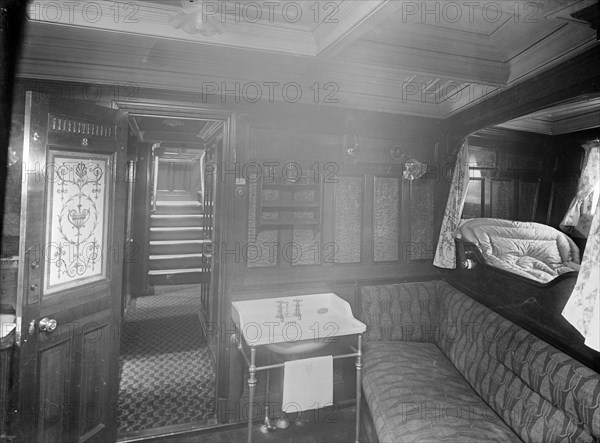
[359,280,600,442]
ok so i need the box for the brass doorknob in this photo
[39,317,57,332]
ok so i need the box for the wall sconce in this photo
[403,159,428,181]
[343,134,360,164]
[390,146,427,180]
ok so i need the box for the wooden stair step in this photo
[149,239,211,255]
[151,214,204,227]
[148,268,210,286]
[150,227,207,241]
[148,253,210,270]
[156,191,197,201]
[155,201,203,214]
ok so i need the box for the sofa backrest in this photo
[360,280,600,442]
[360,281,441,343]
[436,281,600,443]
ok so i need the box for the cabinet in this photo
[256,177,322,231]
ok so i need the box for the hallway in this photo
[117,284,216,436]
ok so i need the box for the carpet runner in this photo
[118,285,216,434]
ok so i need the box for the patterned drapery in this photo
[433,140,470,268]
[562,198,600,351]
[560,141,600,237]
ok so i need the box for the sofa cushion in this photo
[363,341,521,443]
[436,282,600,442]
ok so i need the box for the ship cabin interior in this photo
[1,1,600,442]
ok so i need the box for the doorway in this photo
[114,105,228,439]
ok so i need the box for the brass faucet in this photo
[293,299,302,320]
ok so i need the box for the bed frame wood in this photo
[448,238,600,373]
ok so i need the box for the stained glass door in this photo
[15,92,128,443]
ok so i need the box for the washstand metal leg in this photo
[260,350,275,433]
[355,334,363,443]
[276,360,290,429]
[247,346,257,443]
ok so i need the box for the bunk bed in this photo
[449,218,599,371]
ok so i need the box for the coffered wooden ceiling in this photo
[496,96,600,135]
[17,0,599,118]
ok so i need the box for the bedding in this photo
[458,218,580,283]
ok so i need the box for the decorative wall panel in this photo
[373,177,399,262]
[506,152,543,171]
[44,152,110,293]
[291,229,320,266]
[518,179,540,221]
[490,180,514,219]
[334,176,363,264]
[247,181,278,267]
[410,177,435,260]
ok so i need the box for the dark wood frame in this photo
[451,238,599,373]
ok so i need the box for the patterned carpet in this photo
[118,285,216,434]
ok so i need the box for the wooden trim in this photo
[445,46,600,136]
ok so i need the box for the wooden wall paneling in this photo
[246,179,279,269]
[409,173,436,261]
[2,104,24,253]
[362,173,375,266]
[129,142,153,296]
[400,174,411,263]
[234,114,443,297]
[516,176,542,221]
[489,178,514,219]
[546,176,579,228]
[444,46,600,136]
[332,175,364,264]
[372,176,401,263]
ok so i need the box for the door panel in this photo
[16,92,127,443]
[37,338,71,443]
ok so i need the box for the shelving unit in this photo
[256,178,323,231]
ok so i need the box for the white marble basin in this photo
[231,293,366,353]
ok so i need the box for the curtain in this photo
[433,140,471,268]
[560,141,600,237]
[562,198,600,351]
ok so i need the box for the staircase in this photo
[148,191,211,286]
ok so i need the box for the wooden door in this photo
[15,92,128,443]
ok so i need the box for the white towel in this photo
[282,355,333,413]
